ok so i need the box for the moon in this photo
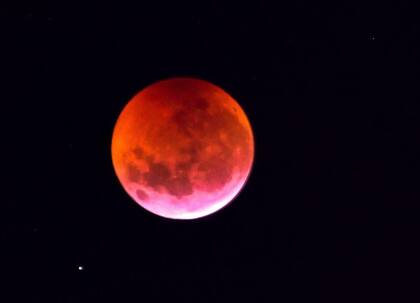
[111,78,254,219]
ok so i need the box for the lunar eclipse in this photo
[111,78,254,219]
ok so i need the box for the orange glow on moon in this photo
[111,78,254,219]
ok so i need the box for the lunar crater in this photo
[136,189,149,201]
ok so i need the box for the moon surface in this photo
[111,78,254,219]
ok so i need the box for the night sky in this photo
[3,1,420,302]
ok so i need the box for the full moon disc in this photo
[111,78,254,219]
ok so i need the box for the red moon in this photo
[111,78,254,219]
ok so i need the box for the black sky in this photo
[3,1,420,302]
